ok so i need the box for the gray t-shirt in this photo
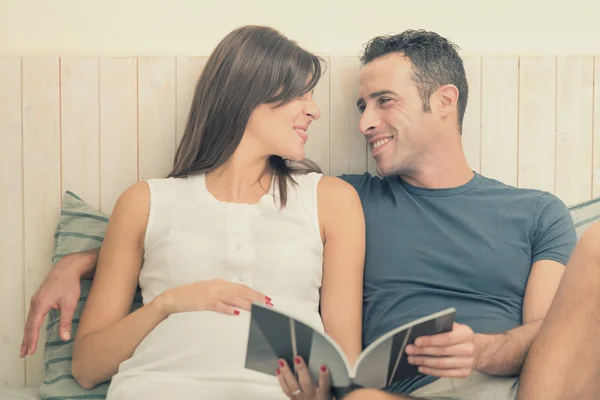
[339,172,577,393]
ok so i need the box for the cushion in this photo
[569,197,600,240]
[40,191,142,400]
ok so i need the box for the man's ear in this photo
[437,84,459,119]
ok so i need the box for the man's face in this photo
[357,53,437,177]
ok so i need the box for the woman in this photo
[71,25,365,399]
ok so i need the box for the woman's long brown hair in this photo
[168,25,324,208]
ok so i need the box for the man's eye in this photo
[357,105,365,113]
[378,98,391,105]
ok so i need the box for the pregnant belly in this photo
[115,302,323,384]
[117,311,262,380]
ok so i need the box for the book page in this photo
[308,330,352,389]
[351,332,394,388]
[244,303,352,387]
[353,308,456,388]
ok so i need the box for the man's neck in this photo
[399,141,474,189]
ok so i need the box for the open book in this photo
[244,304,456,398]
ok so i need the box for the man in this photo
[21,30,595,399]
[329,30,578,399]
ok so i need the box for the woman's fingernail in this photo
[321,365,327,373]
[233,310,240,316]
[62,332,70,341]
[294,356,301,365]
[278,360,285,368]
[265,296,272,302]
[266,302,274,307]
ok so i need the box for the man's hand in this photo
[20,250,97,357]
[405,322,477,378]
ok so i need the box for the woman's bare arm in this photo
[71,182,167,389]
[317,176,365,366]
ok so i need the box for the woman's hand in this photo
[155,278,273,316]
[277,356,332,400]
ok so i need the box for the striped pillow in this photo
[40,191,142,400]
[569,197,600,240]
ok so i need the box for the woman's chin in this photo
[276,151,306,163]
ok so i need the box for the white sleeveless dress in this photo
[106,172,325,400]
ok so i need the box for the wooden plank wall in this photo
[0,55,598,388]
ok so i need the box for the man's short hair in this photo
[360,30,468,133]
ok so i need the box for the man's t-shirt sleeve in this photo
[337,173,373,201]
[531,193,577,266]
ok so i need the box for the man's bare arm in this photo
[20,247,101,356]
[75,248,100,278]
[473,320,542,376]
[474,259,565,376]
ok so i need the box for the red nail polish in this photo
[294,356,301,365]
[320,365,327,372]
[266,302,274,307]
[233,310,240,316]
[265,296,272,302]
[278,360,285,368]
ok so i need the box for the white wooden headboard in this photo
[1,55,599,388]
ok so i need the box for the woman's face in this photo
[245,91,321,161]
